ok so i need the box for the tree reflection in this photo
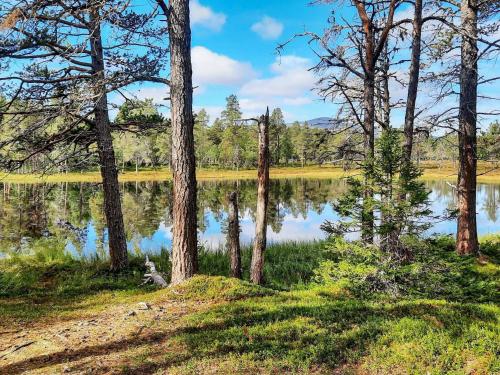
[0,178,497,257]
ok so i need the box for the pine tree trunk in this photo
[168,0,198,283]
[361,73,375,244]
[250,109,270,285]
[394,0,423,261]
[456,0,479,256]
[89,8,128,271]
[401,0,422,173]
[227,191,242,279]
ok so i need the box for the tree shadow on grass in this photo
[1,291,497,374]
[117,292,499,373]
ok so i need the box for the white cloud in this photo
[229,55,318,119]
[240,55,315,98]
[270,55,310,74]
[238,98,294,120]
[251,16,284,40]
[283,97,312,106]
[130,86,170,105]
[239,98,270,112]
[190,0,226,32]
[192,46,256,87]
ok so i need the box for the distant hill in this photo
[305,117,332,129]
[287,117,344,129]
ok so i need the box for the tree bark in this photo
[361,73,375,244]
[167,0,198,283]
[250,108,270,285]
[353,0,397,245]
[401,0,423,178]
[456,0,479,256]
[358,6,376,244]
[89,7,128,271]
[227,191,242,279]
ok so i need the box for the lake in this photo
[0,178,498,258]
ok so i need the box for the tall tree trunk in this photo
[250,108,270,285]
[89,8,128,271]
[401,0,423,179]
[379,41,392,251]
[456,0,479,255]
[227,191,242,279]
[358,10,376,244]
[354,0,396,245]
[361,72,375,244]
[167,0,198,283]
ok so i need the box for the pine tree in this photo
[220,95,244,169]
[269,108,286,165]
[323,129,431,260]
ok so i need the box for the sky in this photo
[126,0,340,123]
[120,0,500,127]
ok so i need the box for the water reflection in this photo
[0,179,498,257]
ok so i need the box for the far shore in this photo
[1,161,499,184]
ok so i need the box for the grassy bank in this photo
[1,161,499,184]
[0,235,498,374]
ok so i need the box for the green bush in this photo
[313,235,499,302]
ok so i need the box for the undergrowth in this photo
[0,235,498,374]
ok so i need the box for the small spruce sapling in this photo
[322,128,432,260]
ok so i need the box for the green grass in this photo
[0,241,327,300]
[0,235,499,374]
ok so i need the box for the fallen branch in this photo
[142,256,168,288]
[0,340,35,359]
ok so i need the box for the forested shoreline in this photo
[2,94,499,173]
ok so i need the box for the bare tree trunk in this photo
[361,73,375,244]
[227,191,242,279]
[353,1,396,245]
[89,8,128,271]
[380,41,391,130]
[250,108,270,285]
[456,0,479,256]
[401,0,423,178]
[379,41,392,251]
[168,0,198,283]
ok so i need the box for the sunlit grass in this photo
[0,236,498,373]
[1,161,499,184]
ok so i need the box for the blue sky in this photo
[124,0,499,127]
[130,0,339,122]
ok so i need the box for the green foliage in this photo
[313,237,399,297]
[325,129,432,257]
[0,241,328,298]
[115,98,164,125]
[114,99,170,169]
[198,241,329,290]
[0,251,149,298]
[478,121,500,160]
[313,236,500,303]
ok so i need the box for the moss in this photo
[167,275,273,301]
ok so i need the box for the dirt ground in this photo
[0,295,213,374]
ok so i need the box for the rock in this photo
[126,311,136,316]
[137,302,151,310]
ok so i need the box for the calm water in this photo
[0,179,498,258]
